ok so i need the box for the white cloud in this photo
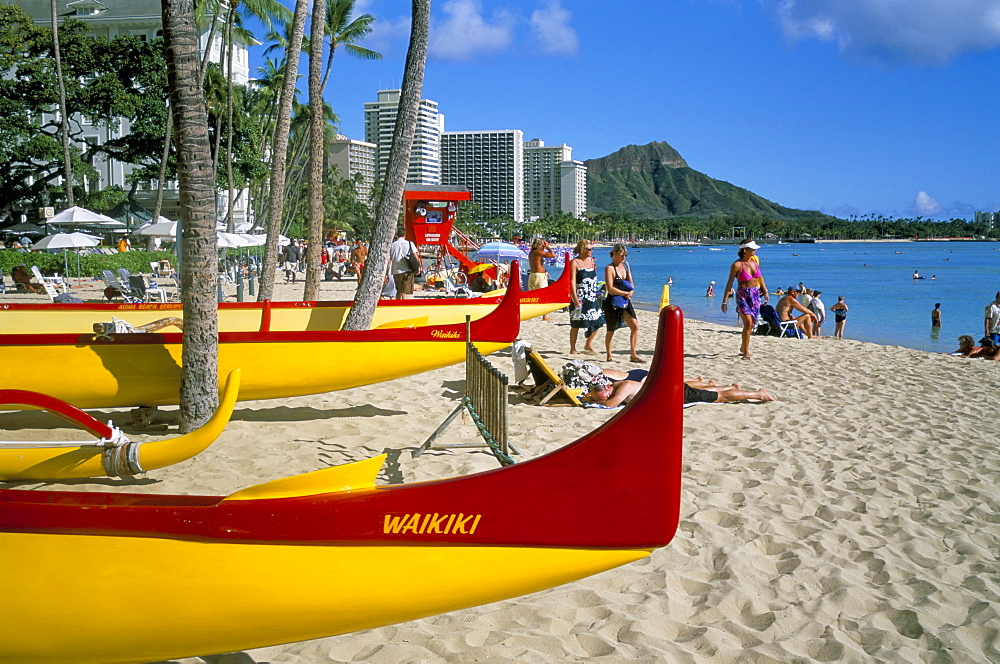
[767,0,1000,66]
[530,1,579,56]
[365,14,412,54]
[912,191,944,216]
[429,0,516,61]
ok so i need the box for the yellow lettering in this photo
[444,514,456,534]
[383,514,407,534]
[469,514,482,534]
[453,512,475,534]
[427,513,449,533]
[400,513,422,534]
[418,513,432,534]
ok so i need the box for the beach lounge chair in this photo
[757,304,803,338]
[519,350,584,406]
[30,266,68,299]
[101,269,140,303]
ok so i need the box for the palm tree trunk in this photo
[161,0,220,431]
[224,3,236,232]
[259,0,308,301]
[50,0,74,207]
[342,0,429,330]
[303,0,328,301]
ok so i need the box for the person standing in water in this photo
[721,239,768,360]
[931,303,942,328]
[830,296,848,339]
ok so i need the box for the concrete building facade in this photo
[329,136,377,206]
[440,130,525,223]
[523,138,587,220]
[363,89,443,186]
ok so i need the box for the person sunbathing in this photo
[973,336,1000,361]
[951,335,980,357]
[580,369,776,407]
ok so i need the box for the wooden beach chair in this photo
[519,351,584,407]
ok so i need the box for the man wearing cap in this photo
[975,336,1000,361]
[776,285,819,338]
[985,291,1000,346]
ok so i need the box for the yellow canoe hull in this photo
[0,338,509,409]
[1,531,650,663]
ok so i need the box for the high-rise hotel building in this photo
[523,139,587,220]
[440,130,525,223]
[329,136,377,205]
[363,89,443,185]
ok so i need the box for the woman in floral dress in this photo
[569,239,605,354]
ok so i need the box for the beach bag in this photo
[405,245,420,273]
[560,360,612,390]
[611,278,633,309]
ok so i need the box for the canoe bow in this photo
[0,369,240,481]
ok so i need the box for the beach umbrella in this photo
[134,217,178,237]
[473,241,528,262]
[217,231,255,249]
[32,232,101,280]
[467,263,492,274]
[1,221,46,236]
[46,206,125,229]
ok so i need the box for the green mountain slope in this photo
[586,142,824,220]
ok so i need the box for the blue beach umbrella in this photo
[473,241,528,262]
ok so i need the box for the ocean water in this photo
[604,241,1000,353]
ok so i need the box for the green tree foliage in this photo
[0,5,169,213]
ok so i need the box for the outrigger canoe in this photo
[0,257,569,334]
[0,265,521,409]
[0,370,239,481]
[0,305,684,664]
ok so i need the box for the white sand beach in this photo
[3,275,999,662]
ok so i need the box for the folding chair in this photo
[519,350,585,406]
[101,270,140,303]
[758,304,803,338]
[30,266,68,295]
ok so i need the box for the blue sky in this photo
[259,0,1000,220]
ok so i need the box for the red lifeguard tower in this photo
[403,185,486,276]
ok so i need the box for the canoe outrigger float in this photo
[0,264,521,409]
[0,258,569,334]
[0,306,684,664]
[0,370,239,481]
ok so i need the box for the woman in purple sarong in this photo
[721,239,769,360]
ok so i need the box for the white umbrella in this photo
[33,232,101,250]
[217,231,254,249]
[46,206,125,228]
[134,217,178,237]
[32,232,101,282]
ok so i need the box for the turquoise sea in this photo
[606,241,1000,353]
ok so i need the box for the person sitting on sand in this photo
[951,335,980,357]
[580,368,776,407]
[776,286,819,338]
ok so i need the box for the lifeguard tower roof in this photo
[403,185,471,201]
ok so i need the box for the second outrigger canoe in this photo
[0,370,240,481]
[0,266,521,409]
[0,305,684,664]
[0,257,570,334]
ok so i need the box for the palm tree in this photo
[49,0,74,206]
[258,0,309,301]
[303,0,328,301]
[321,0,380,88]
[161,0,221,431]
[342,0,429,330]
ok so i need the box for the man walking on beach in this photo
[389,232,421,300]
[350,239,367,284]
[777,286,819,338]
[985,291,1000,345]
[529,238,556,320]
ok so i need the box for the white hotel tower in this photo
[440,130,525,222]
[523,139,587,220]
[363,89,443,185]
